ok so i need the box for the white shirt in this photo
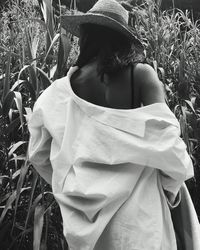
[28,66,194,250]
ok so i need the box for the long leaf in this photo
[55,32,72,79]
[11,79,36,102]
[42,207,51,250]
[180,106,191,153]
[0,193,11,204]
[5,117,20,135]
[2,91,15,116]
[18,170,39,247]
[2,50,12,102]
[11,80,27,91]
[8,141,26,158]
[24,107,33,123]
[37,67,52,88]
[29,191,53,220]
[12,169,21,180]
[24,170,38,229]
[11,159,30,235]
[0,187,30,225]
[49,65,57,79]
[25,27,33,61]
[0,191,17,225]
[41,0,55,56]
[9,155,26,162]
[179,52,185,85]
[183,100,197,116]
[31,33,40,68]
[28,64,38,95]
[14,91,24,130]
[8,227,33,250]
[42,33,60,67]
[18,58,38,95]
[17,65,31,84]
[33,205,45,250]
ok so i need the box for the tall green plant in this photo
[0,0,74,249]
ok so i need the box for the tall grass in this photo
[0,0,200,249]
[0,0,73,249]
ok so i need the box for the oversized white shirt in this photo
[28,66,194,250]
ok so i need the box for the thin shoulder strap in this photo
[131,64,135,108]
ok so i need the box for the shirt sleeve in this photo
[147,123,194,205]
[28,107,53,185]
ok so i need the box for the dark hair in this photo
[75,24,145,78]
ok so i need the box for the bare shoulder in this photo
[134,63,166,106]
[134,63,162,88]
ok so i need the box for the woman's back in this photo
[70,60,141,109]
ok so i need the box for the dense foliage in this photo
[0,0,199,249]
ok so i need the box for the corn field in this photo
[0,0,200,249]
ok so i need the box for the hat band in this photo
[88,10,128,27]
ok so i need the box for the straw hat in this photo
[61,0,143,48]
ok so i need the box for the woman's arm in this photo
[134,63,166,106]
[134,63,194,206]
[28,108,53,185]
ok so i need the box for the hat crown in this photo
[61,0,143,48]
[88,0,129,23]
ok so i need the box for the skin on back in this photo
[70,61,165,109]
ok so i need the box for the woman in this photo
[28,0,194,249]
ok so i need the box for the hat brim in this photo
[61,13,143,48]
